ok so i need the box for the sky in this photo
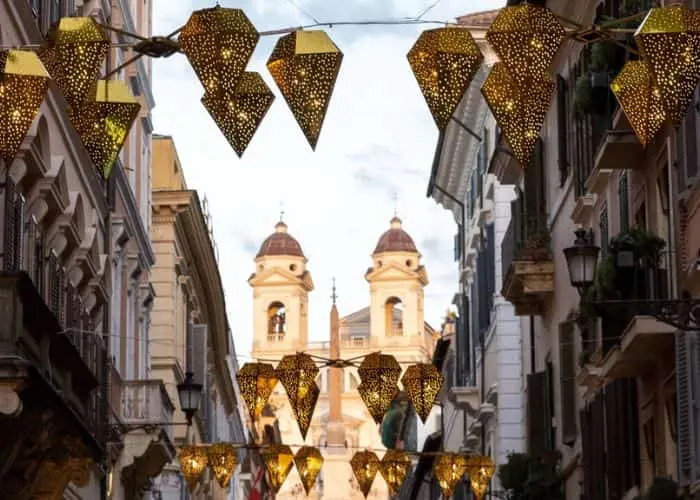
[151,0,503,361]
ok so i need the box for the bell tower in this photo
[249,220,314,356]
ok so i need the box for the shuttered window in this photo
[3,178,24,272]
[47,251,64,321]
[557,75,569,186]
[677,85,699,192]
[619,174,629,233]
[676,332,699,485]
[191,324,209,438]
[600,203,609,257]
[559,321,577,446]
[527,371,550,456]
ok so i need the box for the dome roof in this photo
[373,217,418,254]
[256,221,305,258]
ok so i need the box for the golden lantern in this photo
[207,443,238,489]
[0,49,50,167]
[407,27,484,131]
[466,455,496,500]
[267,30,343,149]
[634,4,700,125]
[481,62,555,167]
[379,450,412,496]
[485,4,565,86]
[178,445,209,493]
[294,446,324,495]
[261,444,295,494]
[401,363,444,423]
[610,60,666,146]
[350,450,380,498]
[69,80,140,178]
[235,362,278,423]
[275,353,320,439]
[179,6,259,97]
[357,353,401,424]
[39,17,108,109]
[202,72,275,158]
[433,453,468,499]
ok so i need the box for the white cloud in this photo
[152,0,505,361]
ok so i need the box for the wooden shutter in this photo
[557,75,569,186]
[591,394,607,500]
[559,321,577,446]
[676,332,696,486]
[527,371,549,456]
[48,252,61,315]
[619,174,629,233]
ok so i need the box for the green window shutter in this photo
[559,321,577,446]
[527,371,549,456]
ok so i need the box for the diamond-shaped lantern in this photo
[401,363,444,423]
[351,450,380,499]
[357,353,401,424]
[486,4,565,87]
[466,455,496,500]
[208,443,238,489]
[294,446,324,495]
[202,72,275,158]
[275,353,320,439]
[0,50,50,167]
[179,445,209,493]
[634,4,700,125]
[39,17,108,109]
[262,444,295,494]
[407,27,484,131]
[267,30,343,150]
[433,453,468,499]
[236,362,278,423]
[380,450,412,496]
[69,80,140,178]
[481,62,555,167]
[610,60,666,146]
[179,6,259,97]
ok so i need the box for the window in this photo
[125,287,136,379]
[599,203,609,257]
[267,302,286,341]
[557,75,569,186]
[111,255,123,371]
[384,297,403,336]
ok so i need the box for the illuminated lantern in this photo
[379,450,412,496]
[275,353,320,439]
[294,446,324,495]
[401,363,444,423]
[235,362,278,423]
[466,455,496,500]
[357,353,401,424]
[261,444,295,494]
[207,443,238,489]
[433,453,468,499]
[350,450,380,498]
[178,445,208,492]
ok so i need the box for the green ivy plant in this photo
[498,452,564,500]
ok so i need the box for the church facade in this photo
[249,217,437,499]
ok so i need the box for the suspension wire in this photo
[282,0,321,24]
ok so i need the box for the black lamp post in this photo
[563,228,600,293]
[177,371,203,426]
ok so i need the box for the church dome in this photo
[256,221,305,258]
[373,217,418,254]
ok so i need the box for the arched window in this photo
[267,302,286,341]
[384,297,404,336]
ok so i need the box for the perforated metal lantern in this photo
[39,17,108,109]
[466,455,496,500]
[0,50,50,166]
[481,62,555,167]
[407,27,484,131]
[610,60,666,146]
[208,443,238,489]
[236,362,278,423]
[379,450,412,497]
[202,72,275,158]
[275,353,320,439]
[179,6,259,97]
[357,353,401,424]
[267,30,343,149]
[486,4,565,87]
[178,445,209,492]
[69,80,140,178]
[294,446,324,495]
[261,444,294,494]
[433,453,468,499]
[635,4,700,125]
[401,363,444,423]
[350,450,380,498]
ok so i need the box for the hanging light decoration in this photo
[0,49,50,167]
[407,27,484,131]
[275,353,320,439]
[207,443,238,489]
[466,455,496,500]
[236,362,279,423]
[433,453,468,499]
[202,72,275,158]
[485,4,565,86]
[356,353,401,424]
[379,450,412,497]
[262,444,295,494]
[294,446,324,495]
[481,62,555,167]
[39,17,108,109]
[69,80,140,178]
[634,4,700,125]
[179,6,259,97]
[178,445,209,493]
[401,363,444,423]
[267,30,343,149]
[610,60,666,146]
[350,450,380,499]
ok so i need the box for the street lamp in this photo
[563,228,600,293]
[177,371,203,426]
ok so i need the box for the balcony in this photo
[501,215,554,315]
